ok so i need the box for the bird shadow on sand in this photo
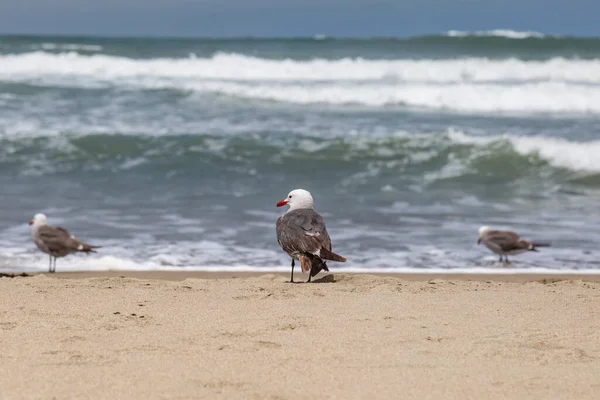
[0,273,30,278]
[311,274,336,284]
[285,274,337,284]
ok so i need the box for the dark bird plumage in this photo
[30,213,101,273]
[478,226,550,263]
[276,189,346,283]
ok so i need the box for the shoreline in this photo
[3,269,600,282]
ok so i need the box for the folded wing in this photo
[276,209,332,259]
[484,230,531,253]
[37,225,99,256]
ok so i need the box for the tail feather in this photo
[319,247,346,263]
[532,242,551,248]
[310,260,329,278]
[78,243,101,253]
[528,242,550,252]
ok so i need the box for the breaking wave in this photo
[2,52,600,113]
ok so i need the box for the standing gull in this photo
[477,226,550,263]
[29,213,101,273]
[276,189,346,283]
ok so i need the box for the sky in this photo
[0,0,599,37]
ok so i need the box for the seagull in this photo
[276,189,346,283]
[477,226,550,263]
[29,213,101,273]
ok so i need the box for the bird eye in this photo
[289,195,292,198]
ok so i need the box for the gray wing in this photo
[37,225,80,255]
[484,230,530,253]
[276,209,331,258]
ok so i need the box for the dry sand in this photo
[1,271,600,399]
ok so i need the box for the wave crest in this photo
[444,30,547,39]
[2,131,600,178]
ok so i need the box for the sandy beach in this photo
[1,271,600,399]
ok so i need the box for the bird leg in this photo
[498,255,503,262]
[306,273,312,283]
[289,259,295,283]
[49,256,57,273]
[48,255,52,273]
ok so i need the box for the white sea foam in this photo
[0,242,286,273]
[2,52,600,114]
[182,80,600,113]
[3,51,600,83]
[37,43,104,52]
[445,29,547,39]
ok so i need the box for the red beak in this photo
[276,199,288,207]
[28,221,33,226]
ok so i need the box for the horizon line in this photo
[0,31,594,41]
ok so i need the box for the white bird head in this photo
[29,213,48,227]
[477,225,491,244]
[478,226,491,236]
[277,189,314,211]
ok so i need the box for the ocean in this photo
[1,31,600,274]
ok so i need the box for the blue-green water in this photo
[2,32,600,273]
